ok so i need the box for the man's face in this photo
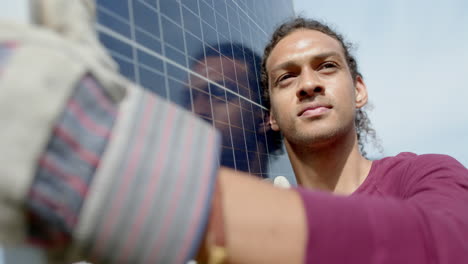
[266,29,367,148]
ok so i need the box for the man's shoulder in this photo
[374,152,463,167]
[366,152,468,196]
[377,152,466,171]
[372,152,417,176]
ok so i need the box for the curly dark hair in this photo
[261,17,378,156]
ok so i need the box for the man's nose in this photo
[296,69,324,99]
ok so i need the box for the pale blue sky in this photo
[292,0,468,167]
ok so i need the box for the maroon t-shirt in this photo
[296,152,468,264]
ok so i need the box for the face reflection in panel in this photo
[185,43,282,177]
[95,0,294,179]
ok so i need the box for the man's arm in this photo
[294,155,468,264]
[199,155,468,264]
[201,167,307,264]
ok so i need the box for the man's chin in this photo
[284,129,342,148]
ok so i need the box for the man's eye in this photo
[277,73,294,84]
[319,62,338,71]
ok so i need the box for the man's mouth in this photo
[298,104,332,117]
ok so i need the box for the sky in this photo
[292,0,468,167]
[1,0,30,23]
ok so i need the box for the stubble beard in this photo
[283,115,355,152]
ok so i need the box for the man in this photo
[1,1,467,263]
[258,17,468,263]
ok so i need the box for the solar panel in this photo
[96,0,295,179]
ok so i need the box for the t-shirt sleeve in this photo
[296,154,468,264]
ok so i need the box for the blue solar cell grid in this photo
[96,0,295,178]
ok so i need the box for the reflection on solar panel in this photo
[96,0,294,179]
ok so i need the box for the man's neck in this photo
[285,131,372,195]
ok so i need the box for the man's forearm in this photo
[201,167,307,264]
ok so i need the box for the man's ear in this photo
[268,111,280,131]
[355,75,368,108]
